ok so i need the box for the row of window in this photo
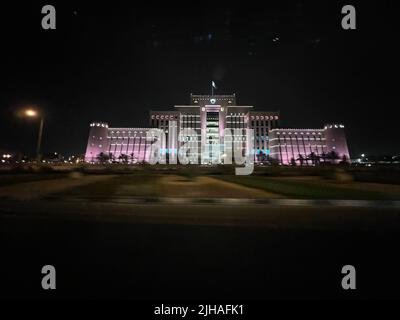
[271,137,326,141]
[270,145,327,148]
[151,115,179,120]
[250,116,279,120]
[109,131,147,134]
[90,123,108,128]
[325,124,345,129]
[275,132,323,135]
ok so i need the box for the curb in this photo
[3,195,400,208]
[103,197,400,208]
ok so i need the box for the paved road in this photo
[1,200,400,299]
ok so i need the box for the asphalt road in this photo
[1,201,400,300]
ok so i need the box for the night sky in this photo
[0,1,398,157]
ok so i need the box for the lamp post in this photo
[24,109,44,163]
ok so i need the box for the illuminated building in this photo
[85,123,152,163]
[269,124,350,165]
[149,94,279,163]
[84,94,350,165]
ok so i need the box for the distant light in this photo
[361,154,365,157]
[25,109,37,117]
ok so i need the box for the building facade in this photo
[269,124,350,165]
[85,123,153,163]
[148,94,279,164]
[84,94,350,165]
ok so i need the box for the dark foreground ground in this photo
[1,201,400,300]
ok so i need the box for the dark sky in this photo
[0,0,398,157]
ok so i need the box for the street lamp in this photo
[25,109,37,117]
[24,108,44,163]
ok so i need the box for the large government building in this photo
[85,93,350,165]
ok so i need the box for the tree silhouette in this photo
[307,152,321,166]
[297,154,305,166]
[118,154,129,163]
[307,152,317,165]
[96,152,110,164]
[326,150,340,163]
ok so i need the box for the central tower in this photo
[190,94,235,163]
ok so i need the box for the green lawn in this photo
[217,175,398,200]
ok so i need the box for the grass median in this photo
[216,175,399,200]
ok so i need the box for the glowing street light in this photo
[25,109,38,117]
[22,108,45,163]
